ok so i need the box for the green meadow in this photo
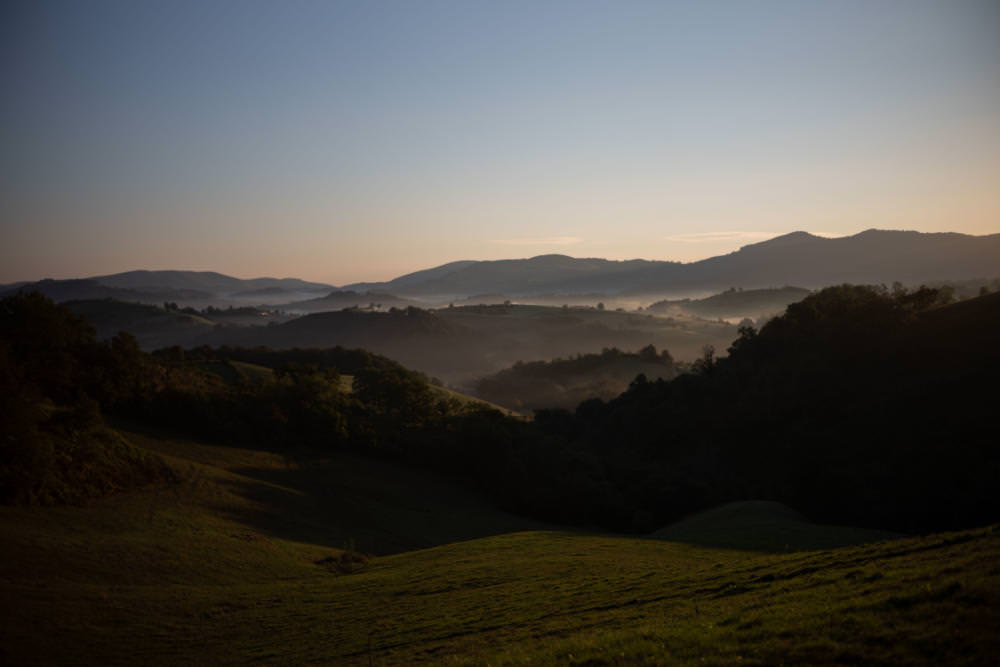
[2,430,997,665]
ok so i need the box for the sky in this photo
[2,0,999,285]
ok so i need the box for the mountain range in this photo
[4,229,998,306]
[347,230,1000,299]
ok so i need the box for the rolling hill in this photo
[0,278,213,304]
[63,299,217,349]
[647,286,812,322]
[92,270,334,294]
[1,271,336,308]
[344,230,1000,300]
[473,346,678,412]
[8,230,998,309]
[1,430,996,665]
[650,500,898,553]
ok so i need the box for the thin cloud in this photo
[490,236,583,246]
[661,231,778,243]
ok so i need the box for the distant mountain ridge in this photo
[92,270,334,294]
[2,271,336,306]
[6,229,998,305]
[353,230,1000,299]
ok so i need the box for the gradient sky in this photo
[3,0,999,285]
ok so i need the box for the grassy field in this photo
[334,373,524,417]
[2,431,997,665]
[195,359,276,384]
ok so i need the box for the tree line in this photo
[2,286,998,535]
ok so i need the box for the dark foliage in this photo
[474,345,676,411]
[555,285,1000,533]
[4,287,998,535]
[0,293,174,504]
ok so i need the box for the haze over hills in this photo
[0,278,214,304]
[92,270,334,294]
[274,290,423,314]
[647,286,814,322]
[1,272,336,308]
[63,299,217,349]
[352,230,1000,300]
[5,230,998,308]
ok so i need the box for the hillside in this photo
[647,286,812,322]
[64,299,217,349]
[0,278,212,304]
[545,286,1000,533]
[435,304,736,384]
[474,346,677,412]
[1,431,997,665]
[1,272,335,308]
[92,270,334,294]
[654,230,1000,293]
[187,304,737,386]
[340,230,1000,299]
[650,501,898,553]
[10,230,999,308]
[3,287,999,664]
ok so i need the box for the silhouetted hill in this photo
[474,345,677,412]
[196,307,482,377]
[11,230,997,307]
[2,272,337,308]
[649,229,1000,292]
[547,285,1000,533]
[63,299,216,349]
[191,304,736,385]
[363,255,667,299]
[344,259,478,293]
[93,270,334,294]
[647,286,812,321]
[349,230,1000,299]
[650,500,897,552]
[0,279,211,304]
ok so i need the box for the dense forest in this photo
[2,286,998,535]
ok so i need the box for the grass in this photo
[194,359,275,384]
[649,500,899,553]
[337,374,524,417]
[2,431,997,665]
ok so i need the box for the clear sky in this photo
[3,0,999,285]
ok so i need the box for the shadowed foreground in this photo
[2,432,997,665]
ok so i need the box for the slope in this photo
[2,431,998,665]
[64,299,216,348]
[337,230,1000,299]
[0,279,212,304]
[647,286,812,321]
[92,270,334,294]
[650,500,898,553]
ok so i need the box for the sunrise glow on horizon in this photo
[3,0,999,285]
